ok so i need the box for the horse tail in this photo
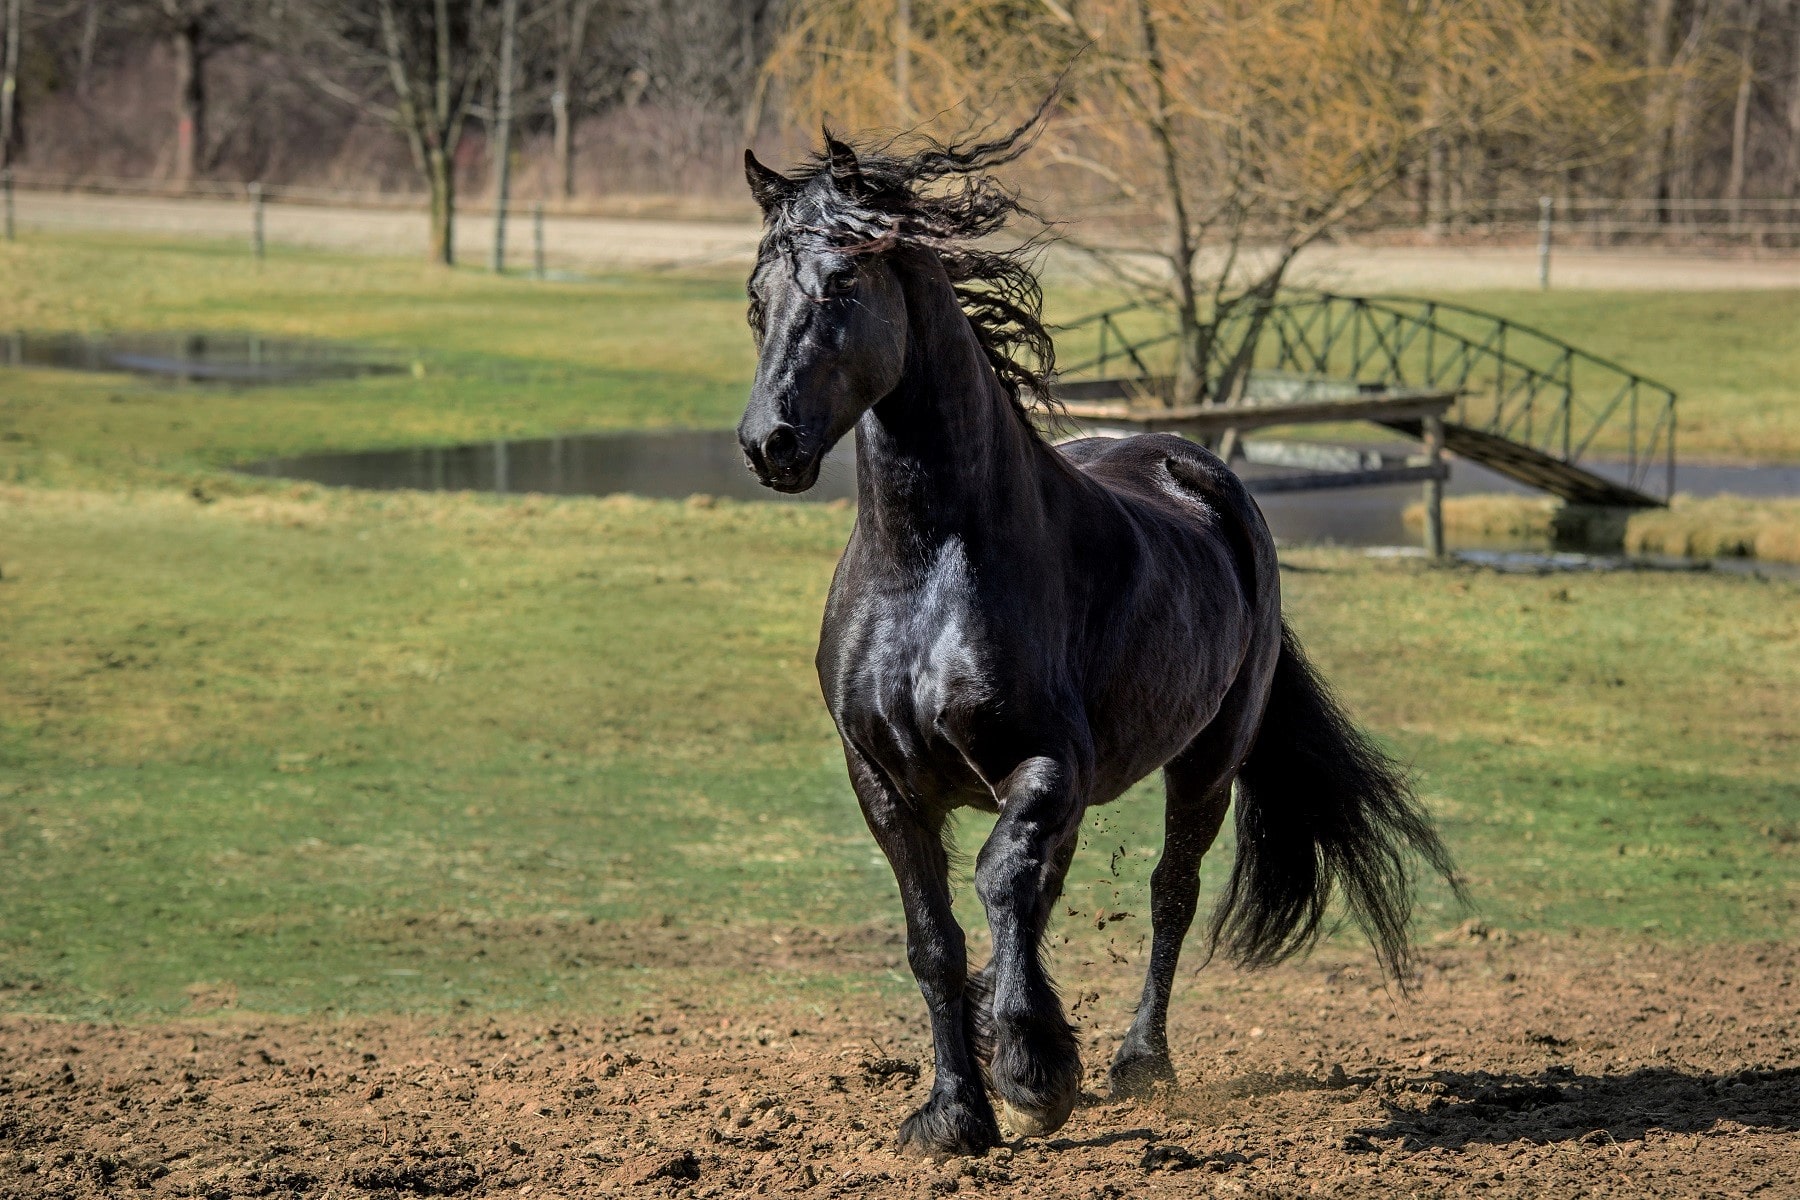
[1208,621,1462,987]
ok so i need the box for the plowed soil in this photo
[3,929,1796,1199]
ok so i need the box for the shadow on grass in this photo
[1360,1066,1800,1150]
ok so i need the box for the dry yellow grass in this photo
[1403,493,1800,563]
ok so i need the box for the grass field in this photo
[2,233,1799,478]
[3,486,1794,1019]
[1,234,1796,1023]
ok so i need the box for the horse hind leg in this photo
[1109,693,1263,1098]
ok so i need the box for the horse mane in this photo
[755,112,1058,419]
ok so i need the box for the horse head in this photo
[736,140,909,494]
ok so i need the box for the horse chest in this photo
[825,545,1002,795]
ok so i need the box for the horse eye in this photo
[826,271,857,296]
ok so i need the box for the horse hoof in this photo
[1108,1051,1177,1100]
[998,1095,1072,1139]
[897,1094,1000,1160]
[989,1012,1081,1138]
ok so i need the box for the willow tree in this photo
[769,0,1635,407]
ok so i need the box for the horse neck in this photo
[854,254,1047,557]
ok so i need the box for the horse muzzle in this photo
[740,421,824,494]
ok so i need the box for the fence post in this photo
[2,168,13,242]
[532,202,545,280]
[1537,195,1552,291]
[249,181,265,261]
[1422,413,1446,559]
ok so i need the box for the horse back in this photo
[1058,434,1276,613]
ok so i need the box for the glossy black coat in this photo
[737,144,1455,1158]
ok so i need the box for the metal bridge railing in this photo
[1057,292,1678,502]
[1224,294,1676,501]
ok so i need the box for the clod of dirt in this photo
[1464,1082,1568,1117]
[347,1154,479,1195]
[1139,1142,1203,1172]
[861,1056,921,1085]
[621,1149,701,1186]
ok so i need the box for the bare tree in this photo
[274,0,504,264]
[544,0,604,199]
[772,0,1638,407]
[124,1,248,187]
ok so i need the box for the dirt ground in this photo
[2,928,1796,1199]
[16,188,1800,290]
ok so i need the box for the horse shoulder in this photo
[819,533,994,728]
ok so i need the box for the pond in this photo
[238,427,1798,562]
[1,331,405,385]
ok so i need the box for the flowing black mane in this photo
[749,120,1057,417]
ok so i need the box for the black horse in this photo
[735,122,1458,1159]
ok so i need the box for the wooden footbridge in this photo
[1049,292,1678,553]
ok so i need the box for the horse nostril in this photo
[762,424,802,471]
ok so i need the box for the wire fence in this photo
[4,170,1799,280]
[0,170,765,274]
[1362,197,1800,248]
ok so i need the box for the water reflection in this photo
[238,428,1797,551]
[242,429,859,505]
[1,331,404,384]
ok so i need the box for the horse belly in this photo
[1083,536,1257,799]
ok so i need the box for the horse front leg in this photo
[845,746,999,1158]
[975,753,1086,1138]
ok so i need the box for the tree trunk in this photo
[1667,3,1712,219]
[0,0,21,171]
[1171,273,1206,409]
[1211,261,1291,407]
[172,21,205,190]
[77,0,99,98]
[1424,60,1447,237]
[551,77,574,199]
[427,145,454,265]
[1787,0,1800,194]
[489,0,518,273]
[1425,131,1448,237]
[1727,0,1760,204]
[1134,0,1205,408]
[1640,0,1678,215]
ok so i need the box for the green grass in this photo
[2,486,1794,1018]
[2,235,1798,481]
[0,233,1795,1020]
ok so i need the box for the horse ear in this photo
[824,136,865,196]
[744,149,794,215]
